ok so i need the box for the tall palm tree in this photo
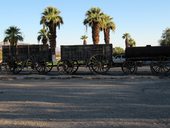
[100,14,116,44]
[83,7,104,45]
[81,35,88,45]
[3,26,23,46]
[128,38,136,47]
[122,33,131,48]
[37,28,49,46]
[40,6,63,55]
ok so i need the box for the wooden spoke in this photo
[57,60,65,74]
[45,61,53,73]
[89,55,110,74]
[63,61,79,74]
[122,61,137,74]
[150,61,170,75]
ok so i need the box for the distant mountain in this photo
[0,42,31,47]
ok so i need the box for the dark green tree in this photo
[40,6,63,55]
[100,14,116,44]
[83,7,104,44]
[128,38,136,47]
[122,33,130,48]
[159,28,170,46]
[81,35,88,45]
[3,26,23,46]
[113,47,125,56]
[37,28,49,45]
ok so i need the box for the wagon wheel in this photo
[45,61,53,72]
[89,55,111,74]
[22,58,36,73]
[56,60,65,74]
[8,59,23,74]
[150,61,169,75]
[9,63,22,74]
[0,63,9,73]
[63,60,79,74]
[35,60,53,74]
[88,64,93,73]
[121,61,137,74]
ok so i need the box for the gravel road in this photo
[0,75,170,128]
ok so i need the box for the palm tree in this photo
[37,28,49,46]
[160,28,170,46]
[3,26,23,46]
[83,7,104,45]
[100,14,116,44]
[81,35,88,45]
[122,33,131,48]
[128,38,136,47]
[40,6,63,55]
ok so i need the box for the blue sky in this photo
[0,0,170,49]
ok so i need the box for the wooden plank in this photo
[61,44,113,62]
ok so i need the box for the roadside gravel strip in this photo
[0,119,170,128]
[0,74,170,80]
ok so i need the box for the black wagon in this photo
[122,45,170,75]
[58,44,113,74]
[1,44,53,74]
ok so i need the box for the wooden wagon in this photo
[58,44,113,74]
[122,45,170,75]
[1,44,53,74]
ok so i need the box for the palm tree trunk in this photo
[125,38,129,48]
[92,22,100,45]
[49,24,57,55]
[10,41,16,57]
[104,29,110,44]
[42,38,48,46]
[83,40,87,45]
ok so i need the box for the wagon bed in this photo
[122,45,170,75]
[59,44,113,74]
[125,45,170,61]
[1,45,53,74]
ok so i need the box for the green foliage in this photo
[129,38,136,47]
[40,7,64,29]
[122,33,136,47]
[100,14,116,44]
[81,35,88,45]
[84,7,116,44]
[40,6,63,54]
[113,47,125,56]
[122,33,130,40]
[3,26,23,46]
[122,33,130,48]
[83,7,104,44]
[81,35,88,40]
[37,28,49,45]
[83,7,104,27]
[159,28,170,46]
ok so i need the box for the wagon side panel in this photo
[125,46,170,61]
[2,46,10,63]
[61,44,112,62]
[61,45,85,61]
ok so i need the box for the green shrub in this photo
[113,47,125,56]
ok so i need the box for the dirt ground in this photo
[0,75,170,128]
